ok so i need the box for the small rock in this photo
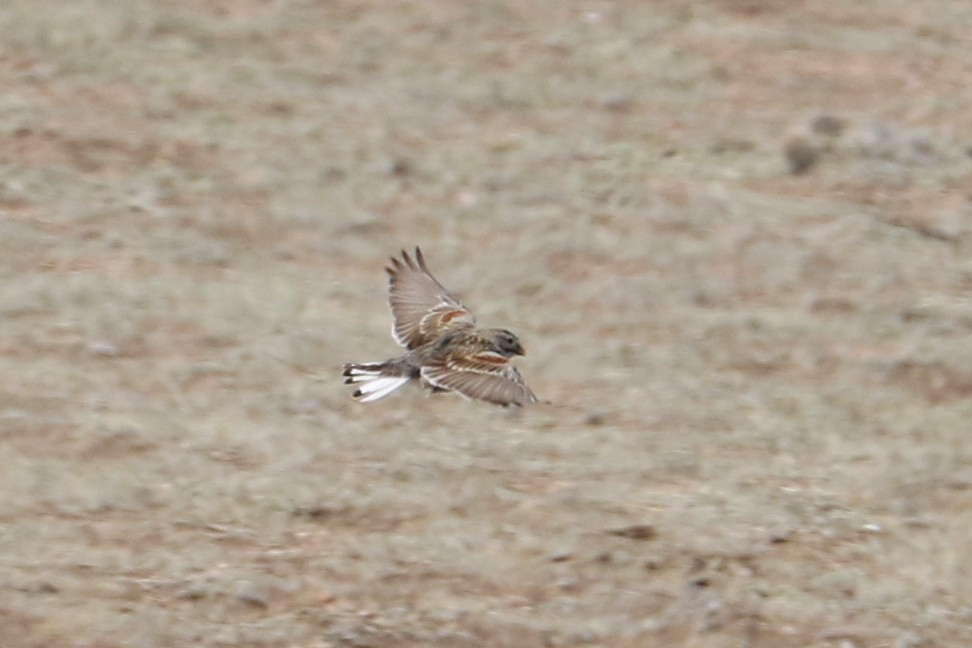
[608,524,658,540]
[811,114,846,137]
[234,580,269,608]
[783,135,819,174]
[176,582,211,601]
[583,411,606,426]
[32,581,59,594]
[556,576,581,591]
[385,156,411,176]
[87,341,121,358]
[598,91,632,112]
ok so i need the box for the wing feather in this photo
[386,247,476,349]
[421,358,537,406]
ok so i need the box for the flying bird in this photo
[343,247,537,406]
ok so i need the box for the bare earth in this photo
[2,1,972,646]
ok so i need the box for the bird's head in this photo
[489,329,526,357]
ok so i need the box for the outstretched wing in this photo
[421,351,538,406]
[386,247,476,349]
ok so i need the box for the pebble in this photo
[234,580,270,608]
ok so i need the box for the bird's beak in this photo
[515,343,526,356]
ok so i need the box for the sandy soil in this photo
[2,1,972,646]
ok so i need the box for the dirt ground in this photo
[2,1,972,646]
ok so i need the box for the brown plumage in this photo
[343,247,537,406]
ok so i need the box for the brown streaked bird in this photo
[343,247,537,406]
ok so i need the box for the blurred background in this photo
[1,1,971,646]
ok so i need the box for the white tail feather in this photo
[354,376,409,402]
[344,363,384,384]
[345,370,380,384]
[345,363,383,374]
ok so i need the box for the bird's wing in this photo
[386,247,476,349]
[421,351,537,406]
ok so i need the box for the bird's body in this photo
[343,248,537,406]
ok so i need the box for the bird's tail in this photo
[342,362,410,403]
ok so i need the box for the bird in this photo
[343,247,537,406]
